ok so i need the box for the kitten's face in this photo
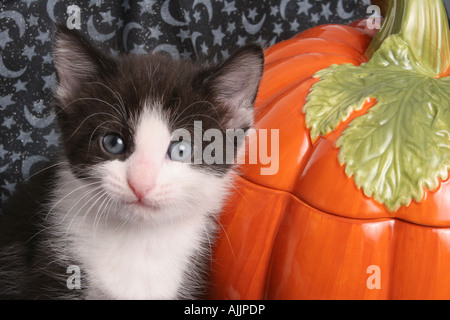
[52,27,263,225]
[89,107,227,224]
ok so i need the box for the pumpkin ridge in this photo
[239,167,449,228]
[294,24,372,52]
[235,174,400,224]
[255,77,312,118]
[264,38,367,65]
[258,53,363,104]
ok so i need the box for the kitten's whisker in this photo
[60,187,105,241]
[173,114,228,137]
[92,192,113,237]
[225,177,250,206]
[110,198,120,226]
[101,195,117,230]
[56,186,104,249]
[199,219,213,269]
[61,184,104,225]
[24,224,53,245]
[29,173,97,220]
[56,175,97,190]
[45,180,102,220]
[77,189,108,237]
[114,205,134,233]
[60,97,126,124]
[65,112,123,142]
[211,214,236,264]
[91,82,128,120]
[171,100,221,128]
[24,161,64,182]
[67,187,106,238]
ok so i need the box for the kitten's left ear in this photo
[53,26,117,101]
[201,44,264,128]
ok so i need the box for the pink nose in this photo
[128,179,153,201]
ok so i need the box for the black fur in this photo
[0,167,85,299]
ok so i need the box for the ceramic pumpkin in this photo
[210,0,450,299]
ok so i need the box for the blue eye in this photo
[167,140,192,162]
[103,134,126,155]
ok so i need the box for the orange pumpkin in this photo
[210,0,450,299]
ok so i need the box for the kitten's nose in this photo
[127,155,162,201]
[128,179,153,201]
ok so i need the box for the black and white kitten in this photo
[0,27,263,299]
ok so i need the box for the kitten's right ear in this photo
[53,26,116,100]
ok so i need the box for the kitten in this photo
[0,26,263,299]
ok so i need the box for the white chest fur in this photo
[78,215,207,299]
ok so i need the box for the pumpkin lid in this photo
[240,0,450,227]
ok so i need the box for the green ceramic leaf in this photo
[304,35,450,211]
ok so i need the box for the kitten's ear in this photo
[201,44,264,128]
[53,26,116,99]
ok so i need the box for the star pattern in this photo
[139,0,157,14]
[321,3,333,20]
[0,0,395,208]
[43,129,59,148]
[2,117,16,129]
[36,30,50,44]
[17,130,33,147]
[0,95,14,110]
[211,27,225,46]
[13,80,27,92]
[222,1,237,15]
[297,0,313,15]
[22,45,37,60]
[100,11,115,25]
[148,26,163,40]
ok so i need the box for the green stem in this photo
[366,0,450,76]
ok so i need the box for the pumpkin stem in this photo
[366,0,450,76]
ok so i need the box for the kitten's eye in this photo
[102,134,126,155]
[167,140,192,162]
